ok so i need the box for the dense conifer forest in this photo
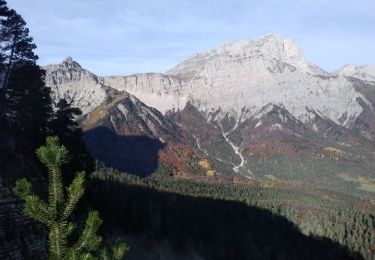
[89,165,375,260]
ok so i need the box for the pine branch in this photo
[62,171,85,220]
[36,136,70,169]
[74,211,103,253]
[24,195,52,225]
[13,178,32,198]
[36,136,69,215]
[81,253,96,260]
[111,242,129,260]
[67,222,75,237]
[13,178,52,225]
[99,248,111,260]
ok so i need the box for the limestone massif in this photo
[44,34,375,191]
[45,35,375,128]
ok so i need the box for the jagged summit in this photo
[63,56,74,63]
[44,57,106,114]
[61,56,81,67]
[45,56,82,70]
[211,34,303,60]
[167,34,322,79]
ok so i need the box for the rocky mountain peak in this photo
[61,56,82,69]
[333,64,375,82]
[44,56,83,74]
[64,56,74,62]
[44,58,106,114]
[215,34,303,61]
[167,34,314,79]
[43,57,96,87]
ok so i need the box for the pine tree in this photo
[4,63,52,154]
[49,99,94,179]
[0,0,9,16]
[0,0,8,68]
[13,136,128,260]
[0,1,53,154]
[0,6,38,91]
[0,0,10,128]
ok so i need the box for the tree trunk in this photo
[1,36,16,92]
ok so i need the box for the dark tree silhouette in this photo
[0,1,9,65]
[4,63,52,154]
[49,99,94,177]
[0,0,10,127]
[0,0,9,16]
[0,6,38,91]
[0,1,52,155]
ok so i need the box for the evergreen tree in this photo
[49,99,94,177]
[0,1,53,154]
[4,63,52,154]
[13,136,128,260]
[0,6,38,91]
[0,0,9,16]
[0,0,8,69]
[0,0,9,130]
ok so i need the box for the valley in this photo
[1,1,375,259]
[39,36,375,257]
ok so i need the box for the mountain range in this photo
[44,34,375,197]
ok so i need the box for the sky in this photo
[8,0,375,76]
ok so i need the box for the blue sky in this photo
[8,0,375,76]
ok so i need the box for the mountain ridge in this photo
[42,35,375,194]
[44,35,375,132]
[333,64,375,82]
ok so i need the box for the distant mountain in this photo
[45,35,375,130]
[334,64,375,82]
[44,34,375,196]
[165,34,372,127]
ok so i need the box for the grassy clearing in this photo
[337,173,375,193]
[324,147,344,156]
[264,174,279,181]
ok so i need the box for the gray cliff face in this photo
[44,35,375,132]
[43,35,375,149]
[43,35,375,147]
[100,73,186,114]
[44,60,186,115]
[44,57,107,115]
